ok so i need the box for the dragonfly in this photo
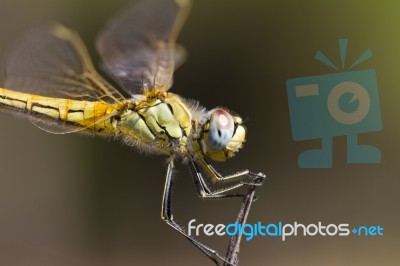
[0,0,265,265]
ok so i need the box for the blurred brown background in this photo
[0,0,399,265]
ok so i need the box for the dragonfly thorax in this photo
[118,92,192,154]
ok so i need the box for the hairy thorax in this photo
[118,90,193,155]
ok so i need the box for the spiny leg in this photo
[191,142,265,187]
[208,162,265,184]
[189,153,265,198]
[189,160,248,199]
[161,157,235,266]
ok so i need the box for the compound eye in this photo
[206,108,234,151]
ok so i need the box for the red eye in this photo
[206,108,234,151]
[211,108,234,131]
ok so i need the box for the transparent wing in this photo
[96,0,191,94]
[4,24,127,104]
[3,24,127,134]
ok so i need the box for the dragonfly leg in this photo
[161,158,235,266]
[189,160,246,199]
[189,156,265,198]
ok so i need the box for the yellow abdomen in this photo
[0,87,117,134]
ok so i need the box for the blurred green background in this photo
[0,0,399,265]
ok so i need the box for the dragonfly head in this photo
[200,108,246,162]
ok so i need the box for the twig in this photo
[224,183,259,266]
